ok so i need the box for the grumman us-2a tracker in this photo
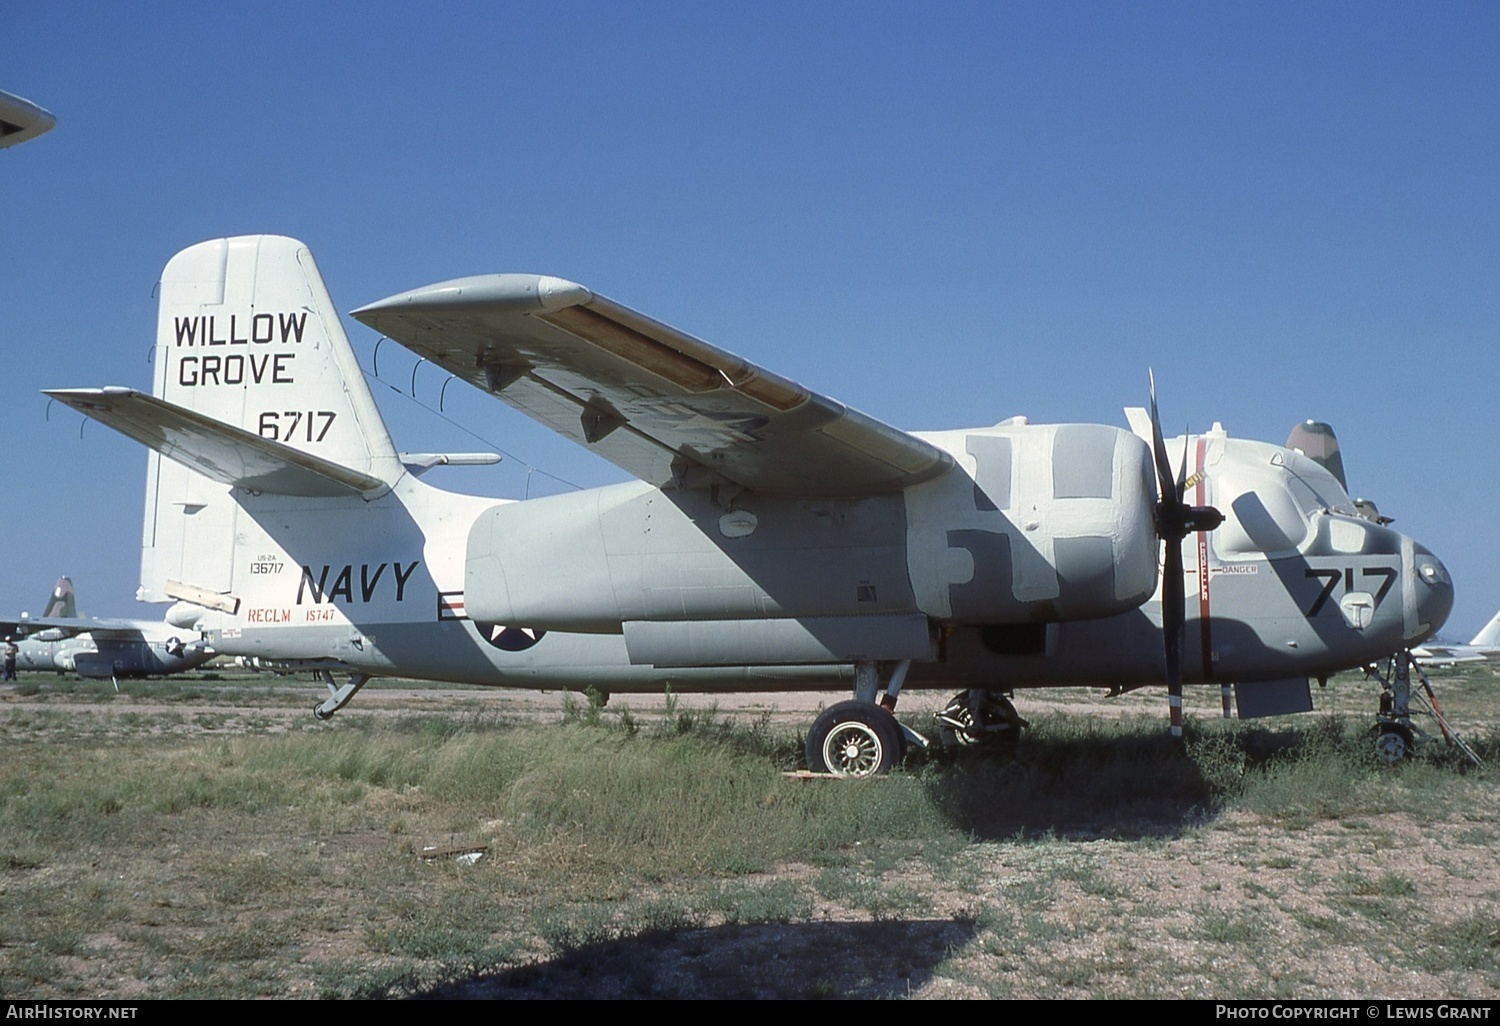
[48,236,1455,774]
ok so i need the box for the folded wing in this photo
[351,276,951,495]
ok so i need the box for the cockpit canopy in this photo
[1211,441,1358,557]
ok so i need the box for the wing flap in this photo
[351,276,952,495]
[46,388,385,497]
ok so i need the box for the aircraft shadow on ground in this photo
[914,730,1252,841]
[415,918,979,1000]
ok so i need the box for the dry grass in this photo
[1,663,1497,999]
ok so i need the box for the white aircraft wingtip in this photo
[351,274,593,320]
[0,89,56,149]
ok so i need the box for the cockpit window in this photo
[1209,447,1360,558]
[1218,476,1308,555]
[1282,453,1358,518]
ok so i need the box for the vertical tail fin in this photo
[151,235,398,472]
[43,576,76,618]
[1470,609,1500,648]
[138,235,401,602]
[1285,420,1348,492]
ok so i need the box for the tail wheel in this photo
[806,701,904,777]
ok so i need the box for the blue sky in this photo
[3,1,1497,638]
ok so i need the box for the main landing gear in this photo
[935,689,1029,749]
[806,701,906,776]
[1369,651,1483,768]
[804,660,924,776]
[803,662,1029,777]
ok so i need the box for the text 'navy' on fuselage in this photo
[296,562,420,605]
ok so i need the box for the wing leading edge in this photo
[351,276,952,496]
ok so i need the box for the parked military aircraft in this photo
[46,236,1453,773]
[0,89,55,149]
[1411,610,1500,666]
[3,576,213,682]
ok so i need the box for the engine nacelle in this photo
[904,421,1160,624]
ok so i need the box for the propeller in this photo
[1148,372,1225,738]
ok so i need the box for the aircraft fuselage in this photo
[190,426,1451,696]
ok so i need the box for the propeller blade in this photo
[1146,371,1221,740]
[1162,529,1185,738]
[1176,431,1190,503]
[1148,370,1176,508]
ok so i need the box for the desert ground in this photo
[2,663,1496,999]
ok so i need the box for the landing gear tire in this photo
[806,701,904,777]
[937,689,1026,749]
[313,703,334,722]
[1373,724,1414,765]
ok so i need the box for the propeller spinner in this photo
[1148,372,1225,738]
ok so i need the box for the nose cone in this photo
[1410,544,1454,644]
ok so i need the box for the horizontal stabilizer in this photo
[46,387,385,497]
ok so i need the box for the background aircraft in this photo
[2,576,212,682]
[1411,610,1500,666]
[48,236,1453,772]
[0,89,55,149]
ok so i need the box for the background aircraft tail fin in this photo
[136,235,402,603]
[43,576,76,618]
[1285,420,1348,492]
[1469,609,1500,648]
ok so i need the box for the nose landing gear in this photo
[801,669,1033,778]
[1371,651,1483,768]
[806,701,905,776]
